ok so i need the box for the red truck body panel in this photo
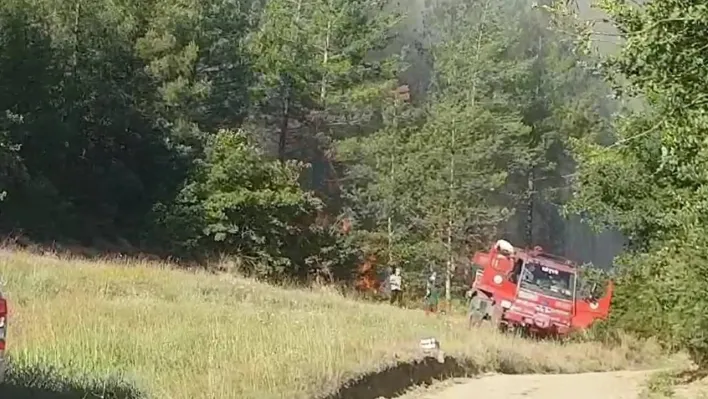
[470,242,612,336]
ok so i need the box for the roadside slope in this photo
[0,250,664,399]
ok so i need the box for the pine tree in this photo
[564,0,708,365]
[406,0,533,303]
[338,0,535,298]
[246,0,400,164]
[503,1,614,253]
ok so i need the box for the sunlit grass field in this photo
[0,250,664,399]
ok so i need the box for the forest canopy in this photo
[0,0,612,281]
[3,0,708,366]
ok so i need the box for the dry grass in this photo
[0,250,665,399]
[640,365,708,399]
[674,376,708,398]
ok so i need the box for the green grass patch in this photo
[0,251,666,399]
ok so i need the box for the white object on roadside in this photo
[419,338,445,363]
[419,337,440,350]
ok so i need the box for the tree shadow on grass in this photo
[0,365,144,399]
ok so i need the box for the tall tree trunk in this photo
[72,0,81,75]
[388,154,395,266]
[526,168,534,247]
[526,35,543,247]
[444,0,491,309]
[446,123,455,307]
[388,100,399,268]
[277,0,302,162]
[320,20,331,102]
[278,86,290,162]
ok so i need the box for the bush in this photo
[152,129,352,281]
[604,231,708,366]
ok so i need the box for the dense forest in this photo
[0,0,613,278]
[2,0,708,363]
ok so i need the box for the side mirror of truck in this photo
[585,281,611,312]
[588,282,599,301]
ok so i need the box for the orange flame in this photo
[355,254,380,292]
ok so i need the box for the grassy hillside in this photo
[0,250,663,399]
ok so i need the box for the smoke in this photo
[380,0,433,100]
[381,0,626,269]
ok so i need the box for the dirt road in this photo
[407,370,652,399]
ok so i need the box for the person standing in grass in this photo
[388,267,403,306]
[425,271,439,315]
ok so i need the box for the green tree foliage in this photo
[0,0,181,241]
[154,129,326,279]
[246,0,401,163]
[508,1,614,252]
[337,0,611,292]
[336,94,425,270]
[564,0,708,364]
[0,0,623,291]
[0,0,398,281]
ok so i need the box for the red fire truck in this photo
[467,239,613,337]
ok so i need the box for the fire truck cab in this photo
[467,240,613,336]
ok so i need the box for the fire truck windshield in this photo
[519,262,575,301]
